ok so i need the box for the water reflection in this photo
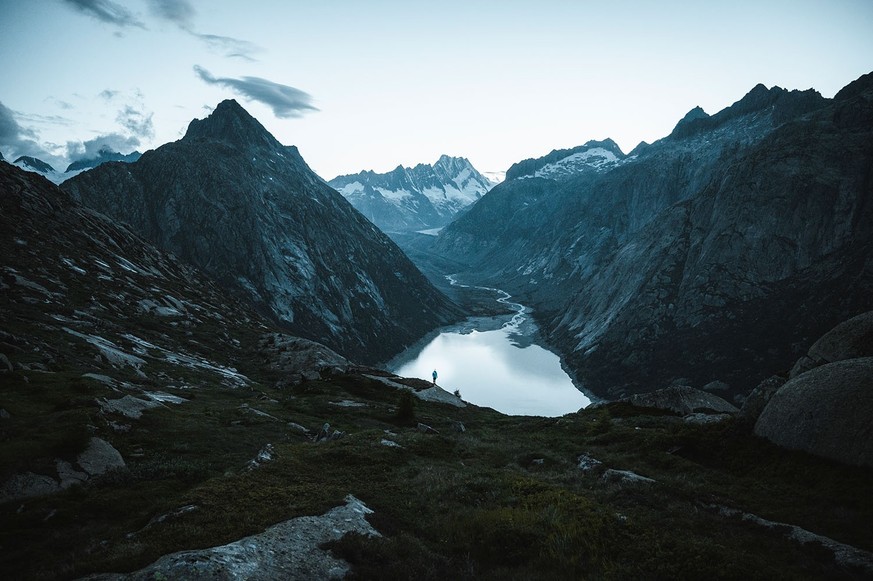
[388,277,591,417]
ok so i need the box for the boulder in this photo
[737,375,787,426]
[755,358,873,467]
[622,385,739,415]
[0,472,61,502]
[790,311,873,378]
[601,469,656,485]
[77,437,126,476]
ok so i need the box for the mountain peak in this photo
[14,155,56,174]
[184,99,281,149]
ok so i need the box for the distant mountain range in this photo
[431,72,873,401]
[65,148,141,172]
[63,100,461,364]
[328,155,495,233]
[8,149,141,184]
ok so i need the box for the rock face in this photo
[755,358,873,467]
[328,155,494,233]
[432,73,873,399]
[63,100,460,364]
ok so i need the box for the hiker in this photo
[432,369,438,385]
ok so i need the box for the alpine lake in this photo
[387,276,591,416]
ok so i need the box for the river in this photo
[387,275,591,416]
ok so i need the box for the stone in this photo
[89,495,380,580]
[56,459,88,488]
[99,395,162,419]
[601,469,656,485]
[683,412,732,424]
[755,358,873,467]
[0,353,12,372]
[622,385,738,415]
[417,423,439,435]
[737,375,786,426]
[0,472,60,502]
[247,444,276,470]
[790,310,873,378]
[702,380,730,392]
[577,454,603,472]
[77,437,126,476]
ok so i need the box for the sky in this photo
[1,0,872,180]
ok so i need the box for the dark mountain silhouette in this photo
[63,100,461,364]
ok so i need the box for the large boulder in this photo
[737,375,787,426]
[790,311,873,378]
[755,358,873,467]
[621,385,739,415]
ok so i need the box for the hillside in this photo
[2,161,872,579]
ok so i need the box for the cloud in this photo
[66,133,141,160]
[0,101,53,161]
[193,33,260,61]
[144,0,259,60]
[99,89,119,100]
[60,0,145,29]
[117,105,154,139]
[193,66,318,119]
[146,0,194,28]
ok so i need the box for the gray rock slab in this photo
[87,495,379,580]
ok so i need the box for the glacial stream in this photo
[387,275,591,416]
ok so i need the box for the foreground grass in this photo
[2,369,871,580]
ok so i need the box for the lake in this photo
[388,276,591,416]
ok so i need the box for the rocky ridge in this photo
[431,73,873,399]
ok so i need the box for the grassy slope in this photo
[2,363,871,580]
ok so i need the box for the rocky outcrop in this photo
[88,495,379,580]
[432,73,873,399]
[260,333,350,386]
[789,310,873,378]
[63,100,461,364]
[1,438,125,502]
[620,386,738,416]
[755,358,873,467]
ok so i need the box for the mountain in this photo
[65,148,141,172]
[328,155,495,233]
[62,100,461,364]
[13,155,55,174]
[3,161,872,581]
[431,74,873,401]
[0,160,270,386]
[505,138,627,182]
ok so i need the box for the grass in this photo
[2,355,872,581]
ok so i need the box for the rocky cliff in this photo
[432,74,873,399]
[62,100,460,364]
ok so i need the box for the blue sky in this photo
[1,0,871,179]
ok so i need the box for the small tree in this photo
[395,390,416,425]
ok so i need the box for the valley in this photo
[2,70,873,580]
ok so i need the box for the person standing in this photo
[432,369,438,385]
